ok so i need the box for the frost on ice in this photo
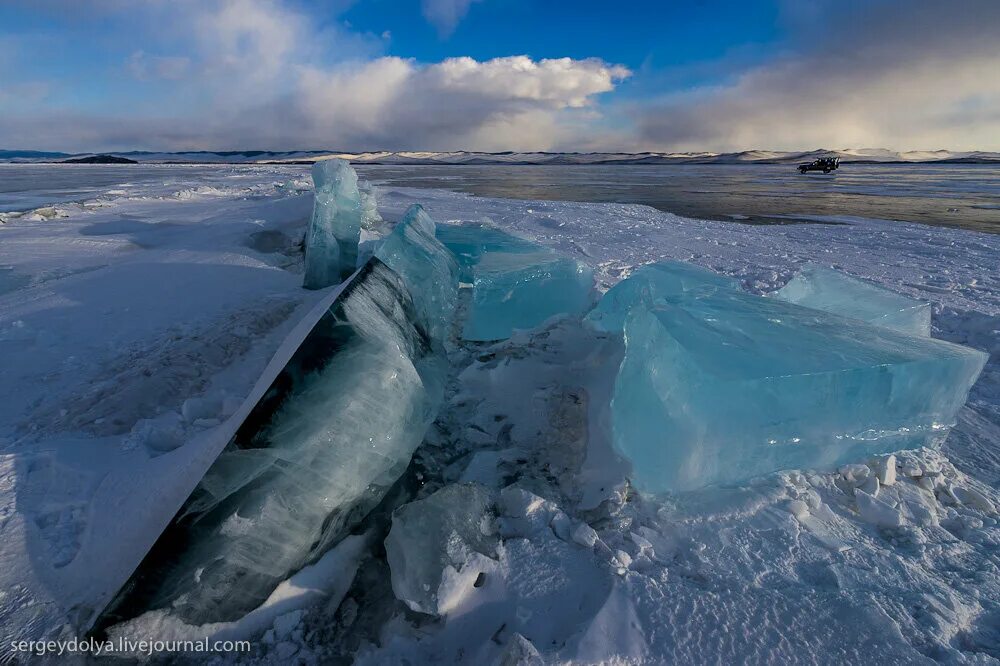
[102,261,451,626]
[303,159,364,289]
[385,483,498,616]
[772,264,932,336]
[609,279,988,492]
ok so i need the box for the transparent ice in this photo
[771,264,932,336]
[385,483,496,615]
[462,250,595,341]
[585,261,740,333]
[303,159,364,289]
[612,286,987,492]
[435,222,540,281]
[132,263,449,623]
[375,204,460,346]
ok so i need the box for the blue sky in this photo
[1,0,998,152]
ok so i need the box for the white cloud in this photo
[279,55,630,150]
[634,0,1000,152]
[421,0,480,38]
[7,0,997,152]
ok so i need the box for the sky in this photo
[0,0,998,153]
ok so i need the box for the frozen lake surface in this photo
[359,163,1000,233]
[0,164,997,663]
[4,162,1000,233]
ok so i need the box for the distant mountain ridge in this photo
[3,148,999,165]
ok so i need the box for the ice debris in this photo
[771,264,931,336]
[385,483,498,616]
[303,159,365,289]
[495,633,545,666]
[610,277,987,492]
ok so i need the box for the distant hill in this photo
[62,154,138,164]
[244,148,1000,165]
[3,148,999,165]
[0,150,72,161]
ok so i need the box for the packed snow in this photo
[0,163,998,664]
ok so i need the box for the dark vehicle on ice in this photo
[798,157,840,173]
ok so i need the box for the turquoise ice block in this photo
[375,204,460,346]
[612,288,986,492]
[303,159,364,288]
[462,250,595,341]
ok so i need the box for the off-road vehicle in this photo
[798,157,840,174]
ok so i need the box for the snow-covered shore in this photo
[0,165,997,663]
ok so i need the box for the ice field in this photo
[0,163,998,663]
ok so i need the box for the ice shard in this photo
[462,250,595,342]
[433,221,596,341]
[435,222,541,281]
[303,159,364,289]
[100,261,449,627]
[612,287,987,493]
[375,205,460,345]
[771,264,932,336]
[585,261,740,333]
[385,483,497,616]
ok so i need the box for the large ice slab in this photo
[772,264,932,336]
[303,159,364,289]
[612,288,987,492]
[101,261,448,626]
[375,205,460,345]
[385,483,497,616]
[585,261,740,333]
[463,251,595,341]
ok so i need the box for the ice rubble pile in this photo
[102,186,602,628]
[104,204,460,626]
[113,262,450,624]
[771,263,932,336]
[601,262,987,492]
[436,222,595,341]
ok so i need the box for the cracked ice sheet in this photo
[0,165,332,646]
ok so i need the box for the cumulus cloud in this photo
[290,56,629,150]
[635,0,1000,152]
[421,0,480,38]
[0,0,628,152]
